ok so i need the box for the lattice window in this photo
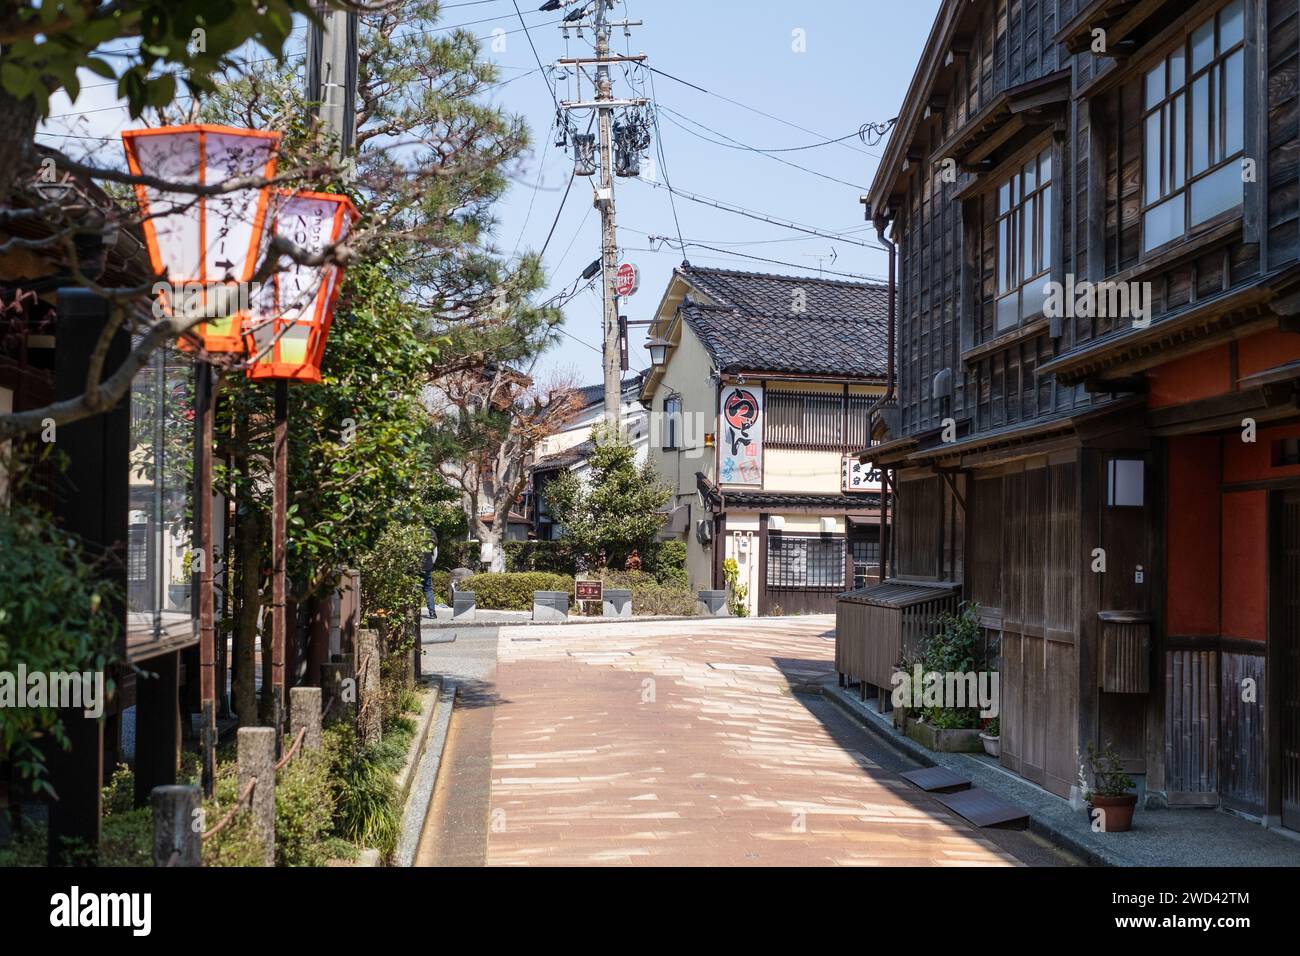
[767,535,845,588]
[765,392,872,451]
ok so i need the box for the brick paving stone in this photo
[456,616,1024,867]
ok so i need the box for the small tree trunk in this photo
[235,506,261,728]
[477,520,506,572]
[0,89,39,203]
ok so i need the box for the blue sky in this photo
[481,0,940,384]
[36,0,941,385]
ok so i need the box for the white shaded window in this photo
[1142,0,1245,253]
[663,395,681,449]
[1107,458,1145,508]
[995,146,1054,333]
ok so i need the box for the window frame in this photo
[766,533,846,590]
[993,143,1055,335]
[1139,0,1247,257]
[662,394,682,451]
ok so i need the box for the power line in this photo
[645,63,881,161]
[512,0,562,114]
[650,236,882,283]
[634,176,883,249]
[646,68,685,255]
[656,105,869,191]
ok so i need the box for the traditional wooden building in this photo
[858,0,1300,830]
[640,264,889,614]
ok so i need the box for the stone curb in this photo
[393,677,442,806]
[819,679,1114,867]
[394,679,457,867]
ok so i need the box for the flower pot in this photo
[1088,793,1137,832]
[979,732,1000,758]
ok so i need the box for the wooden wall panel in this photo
[1165,649,1221,803]
[1220,650,1266,814]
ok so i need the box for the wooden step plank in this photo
[900,767,973,793]
[934,787,1029,829]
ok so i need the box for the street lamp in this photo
[121,124,281,352]
[240,187,358,744]
[244,190,359,383]
[646,335,671,367]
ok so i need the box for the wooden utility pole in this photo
[557,1,647,431]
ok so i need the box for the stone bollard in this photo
[532,590,569,623]
[238,727,276,867]
[356,628,383,748]
[290,686,323,751]
[602,589,633,618]
[151,785,201,867]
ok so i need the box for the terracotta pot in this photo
[1089,793,1137,832]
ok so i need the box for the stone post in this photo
[357,628,382,747]
[289,686,323,751]
[150,785,201,867]
[238,727,276,866]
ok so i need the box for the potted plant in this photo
[1082,741,1137,832]
[979,717,1000,757]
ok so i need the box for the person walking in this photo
[421,530,440,619]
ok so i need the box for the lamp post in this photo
[121,125,281,794]
[245,189,359,748]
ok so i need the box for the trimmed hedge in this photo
[597,570,697,617]
[461,572,575,610]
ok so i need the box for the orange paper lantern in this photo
[121,125,280,352]
[244,190,359,383]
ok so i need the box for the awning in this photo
[837,580,960,608]
[660,503,690,534]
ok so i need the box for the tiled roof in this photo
[675,264,889,379]
[574,371,646,408]
[722,491,883,510]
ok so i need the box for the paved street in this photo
[416,616,1077,867]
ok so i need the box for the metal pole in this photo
[272,379,288,749]
[195,361,217,795]
[595,2,622,433]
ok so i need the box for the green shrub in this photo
[201,762,264,867]
[504,539,579,574]
[644,540,688,588]
[597,570,697,617]
[324,722,403,859]
[461,572,575,610]
[0,499,121,795]
[275,748,336,866]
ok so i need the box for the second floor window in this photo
[663,395,681,449]
[1142,0,1245,253]
[995,146,1053,333]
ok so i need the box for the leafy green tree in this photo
[0,489,120,795]
[546,424,671,572]
[0,0,330,205]
[189,0,555,720]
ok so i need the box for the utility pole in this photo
[594,1,620,431]
[557,1,648,431]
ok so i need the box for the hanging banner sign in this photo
[719,384,763,486]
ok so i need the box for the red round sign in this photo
[614,262,639,297]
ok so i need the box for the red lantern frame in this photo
[122,124,281,353]
[244,190,359,383]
